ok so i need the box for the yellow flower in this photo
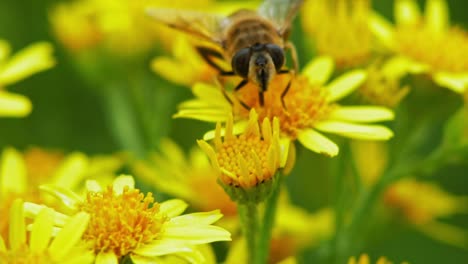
[384,178,468,248]
[0,147,125,240]
[25,175,231,263]
[0,199,93,264]
[197,110,282,201]
[133,138,238,229]
[302,0,372,68]
[384,178,467,224]
[348,254,394,264]
[0,40,55,117]
[369,0,468,93]
[177,57,394,157]
[151,36,222,86]
[359,58,411,108]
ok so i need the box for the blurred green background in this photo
[0,0,467,263]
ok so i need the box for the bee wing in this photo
[258,0,304,36]
[146,8,229,45]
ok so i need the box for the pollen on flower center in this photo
[78,186,166,257]
[395,26,468,73]
[217,134,272,188]
[236,76,333,139]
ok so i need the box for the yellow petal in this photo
[369,12,396,50]
[151,57,195,86]
[1,147,27,194]
[0,39,11,62]
[315,121,394,140]
[48,212,90,261]
[395,0,422,26]
[159,199,188,218]
[23,202,69,227]
[0,91,32,117]
[329,106,394,122]
[0,42,55,85]
[174,109,230,122]
[52,152,89,189]
[9,199,26,251]
[39,184,81,211]
[297,129,339,157]
[0,235,6,253]
[30,207,54,254]
[203,120,248,140]
[302,56,334,85]
[161,225,231,244]
[112,174,135,194]
[85,179,103,192]
[191,83,226,103]
[133,239,193,257]
[95,251,118,264]
[433,72,468,94]
[326,70,367,102]
[425,0,449,34]
[169,210,223,225]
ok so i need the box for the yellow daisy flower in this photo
[133,138,238,229]
[0,147,125,240]
[384,178,468,248]
[197,110,283,202]
[25,175,231,263]
[177,56,394,157]
[151,36,223,87]
[302,0,372,68]
[0,40,55,117]
[0,199,93,264]
[369,0,468,93]
[348,254,394,264]
[384,178,467,224]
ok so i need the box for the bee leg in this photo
[284,41,299,72]
[196,46,231,74]
[281,79,292,109]
[278,69,294,109]
[234,79,251,110]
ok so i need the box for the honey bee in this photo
[147,0,304,106]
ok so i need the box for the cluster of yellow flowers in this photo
[1,0,467,264]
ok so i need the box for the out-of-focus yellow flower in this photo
[178,57,394,157]
[0,40,54,117]
[348,254,394,264]
[133,138,238,230]
[151,36,221,87]
[369,0,468,94]
[198,110,282,203]
[351,141,389,186]
[0,199,93,264]
[49,0,217,56]
[0,147,125,240]
[384,178,467,224]
[25,175,231,263]
[302,0,372,68]
[359,58,411,108]
[384,178,468,248]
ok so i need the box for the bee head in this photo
[231,44,285,92]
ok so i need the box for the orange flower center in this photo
[235,75,333,139]
[216,134,273,188]
[395,26,468,73]
[79,186,166,257]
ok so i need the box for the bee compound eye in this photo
[265,44,285,71]
[231,48,250,78]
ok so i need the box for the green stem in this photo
[239,202,259,264]
[256,173,282,264]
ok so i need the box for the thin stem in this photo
[239,202,259,264]
[256,173,282,264]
